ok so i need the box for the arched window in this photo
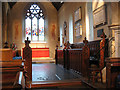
[25,4,44,42]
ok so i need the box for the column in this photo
[0,2,2,90]
[109,25,120,57]
[86,2,94,41]
[115,29,120,57]
[0,1,2,48]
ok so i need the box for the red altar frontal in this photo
[22,48,49,58]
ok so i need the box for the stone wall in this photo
[0,2,2,89]
[2,3,10,48]
[7,2,58,58]
[58,2,86,48]
[110,2,120,57]
[0,2,2,48]
[92,2,111,40]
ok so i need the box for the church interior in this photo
[0,0,120,89]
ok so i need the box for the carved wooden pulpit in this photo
[23,37,32,81]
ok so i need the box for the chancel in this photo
[0,1,120,89]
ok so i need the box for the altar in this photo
[32,48,49,58]
[22,48,49,58]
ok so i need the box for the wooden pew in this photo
[68,49,82,73]
[1,70,24,89]
[23,37,32,88]
[0,60,26,89]
[55,33,109,79]
[106,57,120,88]
[0,60,24,71]
[55,47,68,69]
[0,46,28,89]
[57,49,64,66]
[71,39,109,67]
[0,49,22,61]
[55,37,90,77]
[0,48,27,89]
[0,49,13,61]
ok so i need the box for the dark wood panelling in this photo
[68,49,82,73]
[71,39,109,65]
[106,58,120,88]
[57,50,64,66]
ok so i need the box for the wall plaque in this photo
[74,7,82,23]
[93,4,107,28]
[75,23,82,37]
[97,29,103,37]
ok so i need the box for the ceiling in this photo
[8,2,16,8]
[8,2,64,11]
[52,2,64,11]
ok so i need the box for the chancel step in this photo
[32,57,55,64]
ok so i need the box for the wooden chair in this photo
[88,32,106,84]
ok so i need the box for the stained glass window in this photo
[25,4,44,42]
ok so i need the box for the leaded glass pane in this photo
[25,4,44,42]
[39,18,44,41]
[32,17,38,41]
[25,17,31,40]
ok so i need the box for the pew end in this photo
[0,66,25,89]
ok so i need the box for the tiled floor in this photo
[31,63,106,89]
[31,63,92,89]
[32,63,81,81]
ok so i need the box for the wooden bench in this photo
[0,49,22,61]
[0,48,27,89]
[0,71,23,89]
[71,39,109,67]
[55,32,109,79]
[106,57,120,88]
[0,60,26,89]
[55,49,64,66]
[55,37,90,77]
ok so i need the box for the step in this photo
[27,79,82,88]
[32,57,55,64]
